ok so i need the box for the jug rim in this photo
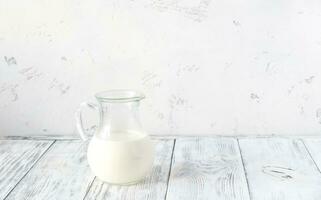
[95,90,145,102]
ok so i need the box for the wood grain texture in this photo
[302,138,321,172]
[166,138,250,200]
[0,140,53,200]
[239,138,321,200]
[84,139,174,200]
[5,140,95,200]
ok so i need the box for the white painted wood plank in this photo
[239,138,321,200]
[302,138,321,172]
[0,140,53,200]
[84,139,174,200]
[166,138,250,200]
[6,140,95,200]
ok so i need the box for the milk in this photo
[87,131,155,184]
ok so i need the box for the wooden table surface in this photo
[1,136,321,200]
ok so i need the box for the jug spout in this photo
[95,90,145,103]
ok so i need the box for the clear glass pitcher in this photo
[75,90,155,185]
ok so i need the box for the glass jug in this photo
[75,90,155,185]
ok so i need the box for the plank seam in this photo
[3,140,56,200]
[237,139,253,200]
[82,176,97,200]
[164,139,176,200]
[300,139,321,175]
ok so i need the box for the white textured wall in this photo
[1,0,321,136]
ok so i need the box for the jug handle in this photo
[75,102,98,141]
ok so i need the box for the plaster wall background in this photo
[1,0,321,136]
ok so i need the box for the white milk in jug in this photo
[87,131,154,184]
